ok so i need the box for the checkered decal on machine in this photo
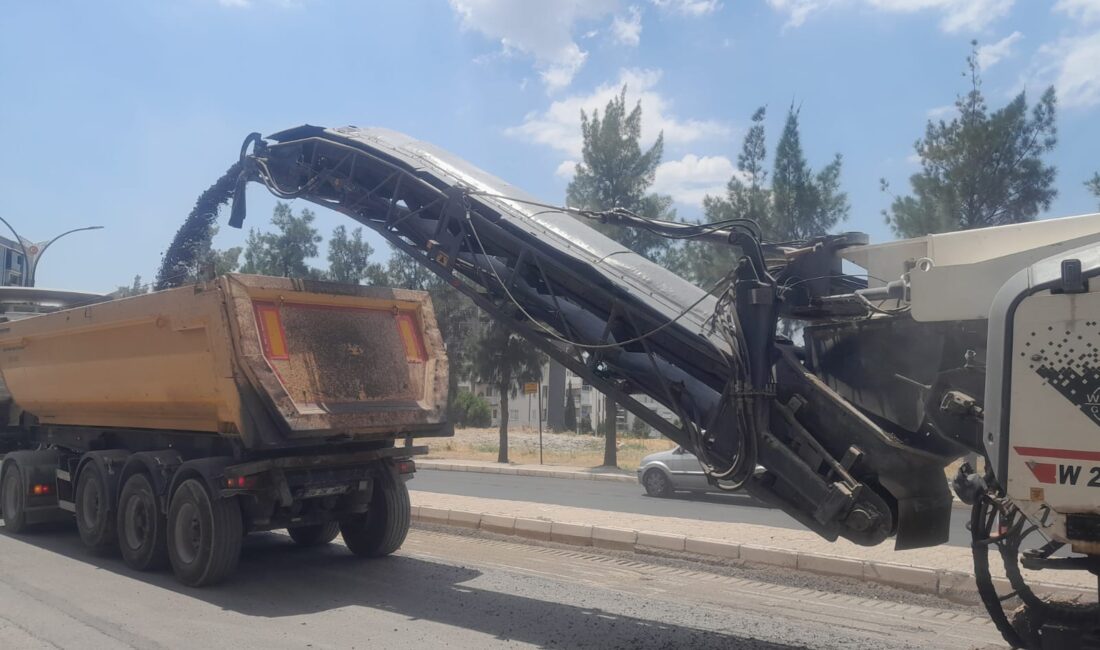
[1028,323,1100,426]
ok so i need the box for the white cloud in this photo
[650,0,722,16]
[555,160,579,179]
[448,0,619,92]
[1055,0,1100,24]
[767,0,1014,33]
[925,104,955,119]
[1034,31,1100,109]
[612,6,643,46]
[506,68,731,158]
[652,154,736,205]
[976,31,1022,69]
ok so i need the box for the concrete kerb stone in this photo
[419,506,450,525]
[740,544,798,568]
[592,526,637,551]
[551,522,593,545]
[514,517,553,541]
[797,553,865,579]
[685,537,740,560]
[480,514,517,535]
[448,510,481,529]
[636,531,687,552]
[864,562,940,592]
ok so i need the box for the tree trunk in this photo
[498,386,509,464]
[603,393,617,468]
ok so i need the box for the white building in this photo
[0,235,26,286]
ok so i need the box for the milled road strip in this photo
[408,492,1095,600]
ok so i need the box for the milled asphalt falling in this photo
[0,521,1006,649]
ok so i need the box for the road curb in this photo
[412,507,1089,599]
[418,460,636,484]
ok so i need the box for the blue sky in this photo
[2,0,1098,292]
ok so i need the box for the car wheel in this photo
[642,468,672,497]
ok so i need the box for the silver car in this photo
[636,446,710,497]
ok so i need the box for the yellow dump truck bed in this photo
[0,274,448,447]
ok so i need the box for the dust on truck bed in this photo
[0,273,449,447]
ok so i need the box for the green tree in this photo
[239,202,322,277]
[470,321,544,463]
[326,225,384,284]
[565,87,677,467]
[566,86,675,261]
[883,43,1057,238]
[680,105,848,289]
[114,274,149,298]
[630,415,650,438]
[1087,173,1100,210]
[450,389,492,428]
[563,388,577,432]
[771,107,848,240]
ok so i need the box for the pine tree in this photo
[563,388,577,432]
[566,86,675,261]
[771,106,848,240]
[1087,173,1100,210]
[883,42,1057,238]
[564,86,677,468]
[678,106,848,288]
[115,274,149,298]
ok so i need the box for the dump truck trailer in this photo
[0,273,449,586]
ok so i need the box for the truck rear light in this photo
[31,484,51,496]
[396,459,416,475]
[225,475,258,490]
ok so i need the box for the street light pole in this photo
[26,226,104,286]
[0,216,30,286]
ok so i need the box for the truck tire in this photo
[117,473,169,571]
[288,522,340,547]
[341,480,410,558]
[167,479,243,587]
[1,463,28,533]
[75,462,117,550]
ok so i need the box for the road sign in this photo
[523,382,539,395]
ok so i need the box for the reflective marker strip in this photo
[395,312,426,362]
[253,302,290,360]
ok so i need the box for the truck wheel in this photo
[1,464,28,533]
[288,522,340,547]
[75,462,117,550]
[340,481,410,558]
[167,479,243,587]
[117,473,169,571]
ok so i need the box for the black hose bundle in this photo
[153,160,243,290]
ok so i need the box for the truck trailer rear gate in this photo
[0,274,450,586]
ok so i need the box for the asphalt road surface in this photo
[410,470,976,547]
[0,522,1004,649]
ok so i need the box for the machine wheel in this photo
[117,473,169,571]
[341,480,410,558]
[75,462,117,550]
[167,479,243,587]
[642,469,672,498]
[288,522,340,547]
[1,464,28,533]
